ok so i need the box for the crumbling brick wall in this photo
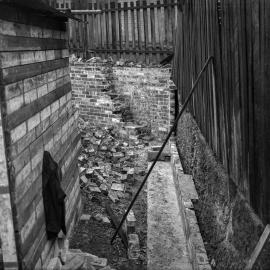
[0,105,18,269]
[71,61,176,137]
[0,6,81,269]
[113,66,175,135]
[71,62,121,126]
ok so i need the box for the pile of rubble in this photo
[78,122,151,203]
[69,54,166,68]
[76,119,154,267]
[47,120,153,270]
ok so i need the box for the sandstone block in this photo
[128,234,140,260]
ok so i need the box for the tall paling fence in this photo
[172,0,270,224]
[67,0,178,64]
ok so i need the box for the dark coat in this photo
[42,151,66,239]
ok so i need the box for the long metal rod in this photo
[111,56,214,244]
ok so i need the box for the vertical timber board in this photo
[120,2,125,59]
[84,14,88,58]
[105,2,110,58]
[124,2,129,60]
[99,1,105,58]
[79,15,84,57]
[140,0,146,62]
[88,4,94,57]
[154,1,160,62]
[93,3,98,55]
[115,1,120,59]
[0,104,18,270]
[111,2,116,54]
[246,0,255,213]
[136,1,142,61]
[251,0,261,216]
[171,0,176,47]
[127,1,132,60]
[108,1,113,58]
[130,2,137,61]
[146,0,152,63]
[260,0,270,223]
[150,3,156,63]
[163,0,169,50]
[118,3,122,58]
[143,1,149,64]
[159,0,165,59]
[239,0,249,198]
[133,2,139,61]
[96,2,101,57]
[167,0,173,49]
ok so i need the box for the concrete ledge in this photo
[147,161,192,270]
[170,139,212,270]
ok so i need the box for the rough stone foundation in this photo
[176,111,270,269]
[71,61,176,138]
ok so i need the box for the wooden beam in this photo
[0,35,67,52]
[71,48,173,54]
[244,224,270,270]
[5,82,71,131]
[99,2,179,13]
[71,10,102,14]
[2,58,69,85]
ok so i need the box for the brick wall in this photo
[114,66,176,135]
[71,62,121,126]
[0,6,81,269]
[71,61,176,137]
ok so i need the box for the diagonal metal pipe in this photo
[111,56,214,245]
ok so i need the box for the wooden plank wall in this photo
[67,0,178,64]
[0,5,82,269]
[0,107,18,270]
[172,0,270,224]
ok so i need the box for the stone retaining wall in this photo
[170,139,212,270]
[175,111,269,269]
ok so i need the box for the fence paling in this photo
[68,0,178,63]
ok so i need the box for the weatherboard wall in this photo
[0,5,81,269]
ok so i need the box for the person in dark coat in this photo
[42,151,67,239]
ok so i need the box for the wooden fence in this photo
[172,0,270,223]
[67,0,178,63]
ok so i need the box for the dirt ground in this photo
[69,148,148,270]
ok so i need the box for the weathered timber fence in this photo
[172,0,270,223]
[67,0,178,64]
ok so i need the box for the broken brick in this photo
[80,175,88,184]
[80,214,91,221]
[111,183,125,192]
